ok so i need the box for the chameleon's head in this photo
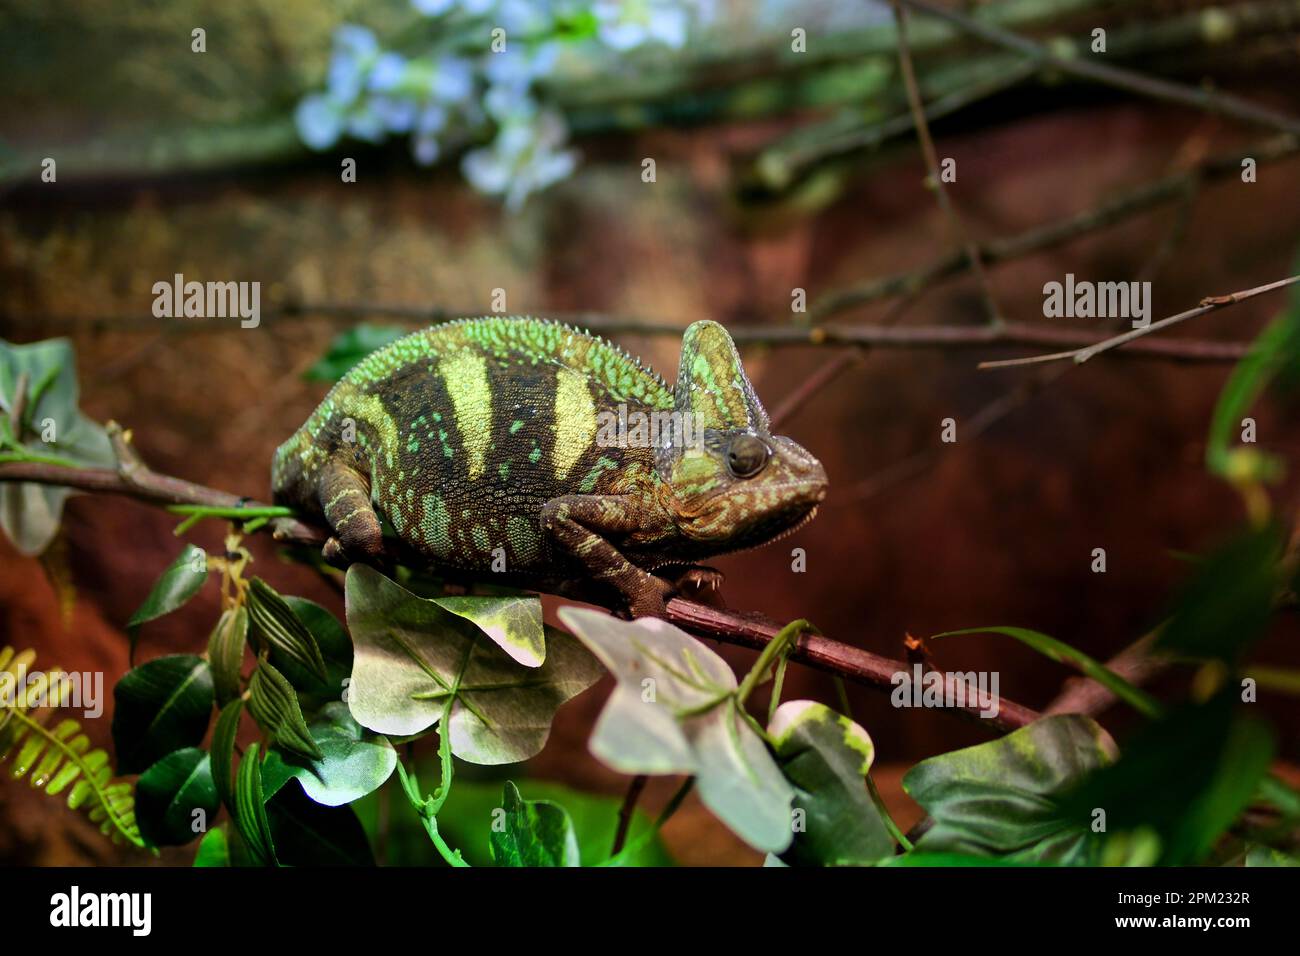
[660,321,828,549]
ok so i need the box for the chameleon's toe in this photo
[670,565,727,609]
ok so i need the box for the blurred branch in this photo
[900,0,1300,135]
[808,133,1300,322]
[889,0,1003,325]
[980,273,1300,369]
[0,429,1040,734]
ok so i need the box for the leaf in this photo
[489,781,581,867]
[278,597,352,708]
[769,700,895,866]
[1245,845,1300,867]
[111,655,214,775]
[304,325,407,382]
[558,607,795,854]
[933,626,1163,718]
[248,660,324,762]
[127,545,209,659]
[135,747,219,847]
[193,825,230,867]
[1154,525,1283,663]
[1206,264,1300,481]
[1063,692,1275,865]
[432,594,546,668]
[234,742,277,866]
[207,607,248,705]
[0,645,144,847]
[346,565,602,764]
[260,702,396,807]
[903,714,1117,865]
[246,577,327,681]
[211,699,242,821]
[0,337,115,555]
[266,783,374,866]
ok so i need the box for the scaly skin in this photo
[272,316,827,616]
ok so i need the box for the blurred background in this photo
[2,0,1299,864]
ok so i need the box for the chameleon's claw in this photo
[669,565,727,609]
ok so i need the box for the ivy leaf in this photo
[266,784,374,866]
[207,607,248,706]
[769,700,895,866]
[247,578,327,681]
[260,702,396,807]
[346,565,602,765]
[0,337,115,555]
[1062,693,1274,865]
[305,325,406,382]
[134,747,219,848]
[111,655,214,775]
[903,714,1117,865]
[558,607,795,854]
[248,660,324,762]
[489,781,581,867]
[432,594,545,668]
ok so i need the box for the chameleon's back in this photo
[272,316,673,573]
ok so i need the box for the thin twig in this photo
[890,0,1003,325]
[768,351,863,428]
[611,775,648,856]
[900,0,1300,136]
[980,274,1300,370]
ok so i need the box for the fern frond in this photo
[0,646,145,847]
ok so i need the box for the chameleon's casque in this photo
[272,316,827,616]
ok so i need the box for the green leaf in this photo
[127,545,209,657]
[432,594,546,668]
[1207,265,1300,480]
[206,606,247,705]
[135,747,219,848]
[0,337,115,555]
[304,325,407,382]
[246,578,327,681]
[488,781,581,867]
[934,626,1163,718]
[193,825,230,867]
[769,700,895,866]
[211,699,242,821]
[234,742,277,866]
[346,565,602,764]
[1245,845,1300,867]
[1063,693,1275,865]
[111,655,214,775]
[248,660,324,762]
[260,702,396,807]
[278,597,352,708]
[903,714,1117,865]
[1154,525,1282,663]
[558,607,795,854]
[266,783,374,866]
[882,852,1038,867]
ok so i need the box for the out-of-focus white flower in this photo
[295,94,346,149]
[368,52,408,93]
[429,55,476,102]
[593,0,690,51]
[328,25,380,101]
[462,108,578,209]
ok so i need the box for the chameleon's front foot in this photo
[668,565,726,609]
[621,573,676,620]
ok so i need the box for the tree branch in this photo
[0,430,1040,734]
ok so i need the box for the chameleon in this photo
[272,316,827,617]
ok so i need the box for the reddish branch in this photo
[0,427,1041,734]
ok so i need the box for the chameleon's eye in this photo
[726,435,770,479]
